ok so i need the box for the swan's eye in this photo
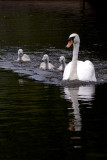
[68,36,75,42]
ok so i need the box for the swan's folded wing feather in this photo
[77,60,96,82]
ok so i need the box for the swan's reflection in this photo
[64,85,95,131]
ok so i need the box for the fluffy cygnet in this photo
[40,54,55,70]
[58,56,66,71]
[16,49,31,62]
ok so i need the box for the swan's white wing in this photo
[77,60,96,82]
[63,60,96,82]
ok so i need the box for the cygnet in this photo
[40,54,55,70]
[58,56,66,71]
[16,49,31,62]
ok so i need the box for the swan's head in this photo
[59,56,65,63]
[66,33,80,48]
[42,54,49,62]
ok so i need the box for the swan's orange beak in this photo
[66,40,73,48]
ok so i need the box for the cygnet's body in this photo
[16,49,31,62]
[58,56,66,71]
[40,54,55,70]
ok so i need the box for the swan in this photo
[63,33,97,82]
[16,49,31,62]
[39,54,55,70]
[58,56,66,71]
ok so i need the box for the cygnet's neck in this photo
[69,43,79,80]
[17,53,22,61]
[62,60,66,70]
[45,59,49,70]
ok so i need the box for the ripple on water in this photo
[0,48,106,86]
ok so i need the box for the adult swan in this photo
[63,33,97,82]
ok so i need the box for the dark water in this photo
[0,1,107,160]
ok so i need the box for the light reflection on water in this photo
[0,1,107,160]
[0,67,107,160]
[63,85,95,132]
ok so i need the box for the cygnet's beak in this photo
[66,40,73,48]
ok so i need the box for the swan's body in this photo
[58,56,66,71]
[63,60,96,81]
[63,33,97,82]
[40,54,55,70]
[16,49,31,62]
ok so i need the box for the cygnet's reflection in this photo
[18,79,24,86]
[64,85,95,131]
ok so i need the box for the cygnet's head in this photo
[66,33,80,48]
[42,54,49,62]
[18,49,23,55]
[59,56,65,63]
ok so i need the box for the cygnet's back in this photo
[40,54,55,70]
[22,54,31,62]
[58,56,66,71]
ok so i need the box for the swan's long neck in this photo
[69,43,79,80]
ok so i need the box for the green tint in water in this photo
[0,69,84,160]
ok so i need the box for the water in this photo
[0,1,107,160]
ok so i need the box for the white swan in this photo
[63,33,97,82]
[40,54,55,70]
[58,56,66,71]
[16,49,31,62]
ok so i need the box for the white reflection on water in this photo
[64,85,95,131]
[18,79,24,86]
